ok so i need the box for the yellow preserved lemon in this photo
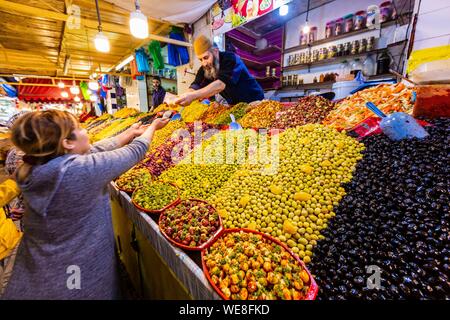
[270,185,283,195]
[247,222,257,230]
[294,191,312,201]
[321,160,332,167]
[239,194,251,207]
[283,220,298,234]
[218,209,228,219]
[299,164,314,175]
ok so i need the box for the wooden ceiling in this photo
[0,0,187,79]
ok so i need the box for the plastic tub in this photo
[131,182,181,214]
[158,199,224,251]
[201,228,319,300]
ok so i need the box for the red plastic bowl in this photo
[201,228,319,300]
[114,167,153,194]
[131,182,181,215]
[158,199,224,251]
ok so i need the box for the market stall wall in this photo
[125,79,148,112]
[283,0,414,86]
[411,0,450,51]
[176,13,212,95]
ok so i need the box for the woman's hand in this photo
[128,122,151,137]
[150,118,170,131]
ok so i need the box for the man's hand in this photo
[127,122,151,138]
[150,118,170,130]
[174,92,198,106]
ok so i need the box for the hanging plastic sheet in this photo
[79,81,91,100]
[0,78,17,98]
[135,48,150,73]
[168,27,190,67]
[148,41,165,70]
[130,58,145,80]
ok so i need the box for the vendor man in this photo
[175,35,264,106]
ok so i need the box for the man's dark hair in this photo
[153,76,161,82]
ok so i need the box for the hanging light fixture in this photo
[88,81,99,91]
[129,0,148,39]
[61,91,69,98]
[279,4,289,16]
[70,80,80,95]
[302,0,311,34]
[57,81,65,88]
[74,96,81,102]
[94,0,110,52]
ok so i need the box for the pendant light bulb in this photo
[130,9,148,39]
[94,31,110,53]
[58,81,65,89]
[61,91,69,98]
[70,83,80,95]
[74,96,81,102]
[88,81,99,91]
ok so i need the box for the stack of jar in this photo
[287,36,375,66]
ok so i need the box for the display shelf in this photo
[160,77,177,83]
[281,81,336,91]
[366,73,397,81]
[253,45,282,56]
[254,76,280,82]
[284,13,412,54]
[227,33,257,52]
[283,48,385,72]
[241,57,280,70]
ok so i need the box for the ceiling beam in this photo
[0,0,191,47]
[72,0,183,27]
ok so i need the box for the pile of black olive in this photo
[310,118,450,300]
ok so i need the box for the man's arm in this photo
[176,80,225,105]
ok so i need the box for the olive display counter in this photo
[109,183,220,300]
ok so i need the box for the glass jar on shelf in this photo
[350,58,363,75]
[344,14,354,33]
[343,42,351,56]
[325,21,334,38]
[367,36,375,51]
[380,1,393,23]
[363,55,376,76]
[354,10,366,30]
[336,43,344,57]
[334,18,344,36]
[312,49,319,62]
[328,45,337,59]
[339,60,351,79]
[319,48,326,60]
[319,74,325,82]
[305,51,311,63]
[359,38,367,53]
[351,40,360,55]
[293,74,298,85]
[308,27,318,44]
[300,31,308,45]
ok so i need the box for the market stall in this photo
[0,0,449,302]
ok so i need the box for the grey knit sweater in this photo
[2,136,149,300]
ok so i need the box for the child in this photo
[0,177,23,296]
[2,110,168,299]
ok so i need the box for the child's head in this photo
[11,110,91,180]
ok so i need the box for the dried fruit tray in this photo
[158,199,224,251]
[131,182,181,215]
[201,228,318,300]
